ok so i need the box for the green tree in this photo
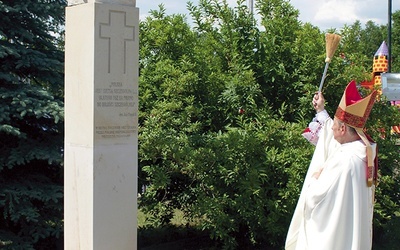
[391,10,400,72]
[0,0,66,249]
[139,1,318,248]
[256,0,306,121]
[359,21,387,58]
[138,5,202,226]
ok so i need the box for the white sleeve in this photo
[301,110,330,146]
[315,110,329,125]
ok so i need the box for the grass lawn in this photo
[138,209,218,249]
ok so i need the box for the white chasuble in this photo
[286,112,375,250]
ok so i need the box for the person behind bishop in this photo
[285,80,378,250]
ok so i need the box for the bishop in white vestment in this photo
[286,81,378,250]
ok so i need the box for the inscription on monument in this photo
[95,82,136,110]
[95,125,136,139]
[94,81,137,139]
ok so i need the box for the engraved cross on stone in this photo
[100,11,135,74]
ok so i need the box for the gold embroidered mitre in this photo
[334,80,377,129]
[334,80,378,187]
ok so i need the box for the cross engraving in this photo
[100,11,135,74]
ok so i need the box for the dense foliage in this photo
[0,0,66,249]
[138,0,400,249]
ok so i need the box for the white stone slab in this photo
[68,0,136,6]
[64,2,139,249]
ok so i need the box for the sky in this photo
[136,0,400,31]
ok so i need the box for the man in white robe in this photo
[285,81,378,250]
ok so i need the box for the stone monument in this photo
[64,0,138,249]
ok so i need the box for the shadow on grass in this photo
[138,225,218,250]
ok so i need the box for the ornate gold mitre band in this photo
[334,107,368,129]
[334,81,378,187]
